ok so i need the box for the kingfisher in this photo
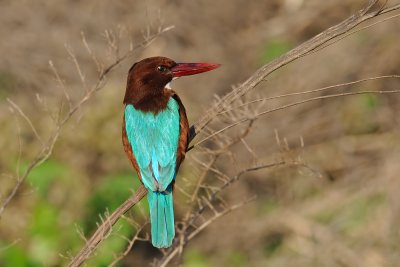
[122,57,220,248]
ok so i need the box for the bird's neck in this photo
[127,88,175,114]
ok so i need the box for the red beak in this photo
[171,62,221,77]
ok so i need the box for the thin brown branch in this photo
[216,161,287,198]
[108,222,148,267]
[189,155,218,203]
[81,31,103,75]
[49,60,72,110]
[10,107,23,178]
[187,0,398,144]
[183,119,255,227]
[308,12,400,56]
[156,160,287,267]
[194,89,400,148]
[219,75,400,115]
[0,26,172,219]
[7,98,44,146]
[65,44,88,92]
[68,185,147,267]
[380,3,400,14]
[157,197,256,267]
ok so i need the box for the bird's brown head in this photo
[124,56,220,112]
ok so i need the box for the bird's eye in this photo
[157,65,167,72]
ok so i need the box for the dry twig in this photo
[0,26,172,217]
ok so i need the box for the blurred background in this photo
[1,0,400,266]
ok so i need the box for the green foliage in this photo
[314,193,386,235]
[0,160,145,266]
[261,39,292,64]
[0,160,76,266]
[27,160,69,198]
[73,172,144,266]
[184,248,212,267]
[0,71,15,100]
[226,250,248,267]
[84,172,142,232]
[362,94,379,110]
[28,201,59,265]
[263,232,284,257]
[257,198,278,216]
[339,193,386,235]
[342,93,381,134]
[84,219,133,267]
[28,160,85,265]
[1,244,33,267]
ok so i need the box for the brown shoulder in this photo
[171,92,189,170]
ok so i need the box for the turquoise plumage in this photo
[124,98,180,248]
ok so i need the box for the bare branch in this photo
[308,12,400,56]
[220,75,400,114]
[49,60,72,110]
[65,44,88,92]
[108,222,148,267]
[188,0,396,143]
[194,89,400,148]
[7,98,44,146]
[157,197,257,267]
[0,25,172,218]
[68,185,147,267]
[81,31,103,75]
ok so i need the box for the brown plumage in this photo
[124,57,177,114]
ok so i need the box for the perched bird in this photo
[122,57,220,248]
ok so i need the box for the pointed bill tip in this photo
[171,62,221,77]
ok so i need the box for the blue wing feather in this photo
[124,98,180,191]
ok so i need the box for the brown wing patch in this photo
[122,115,142,182]
[172,92,189,171]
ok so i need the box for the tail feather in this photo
[148,190,175,248]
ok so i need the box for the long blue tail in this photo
[147,190,175,248]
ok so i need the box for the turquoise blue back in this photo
[125,98,180,248]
